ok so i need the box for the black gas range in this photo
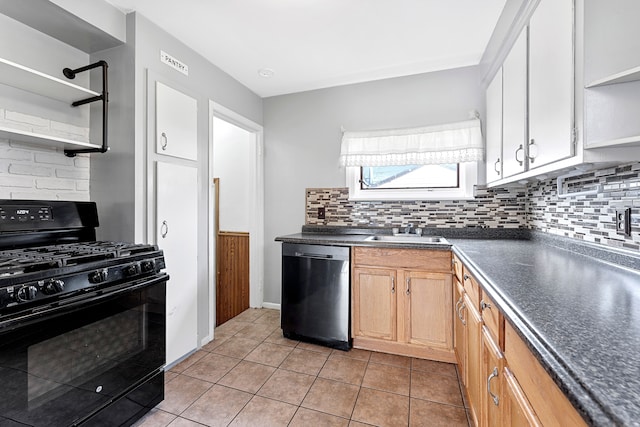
[0,200,167,426]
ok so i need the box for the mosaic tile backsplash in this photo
[306,162,640,251]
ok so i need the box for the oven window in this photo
[28,309,144,409]
[0,280,165,426]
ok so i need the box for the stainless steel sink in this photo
[364,235,449,244]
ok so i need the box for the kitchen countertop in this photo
[276,229,640,426]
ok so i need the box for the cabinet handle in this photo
[515,144,524,166]
[481,300,492,311]
[455,297,463,320]
[463,274,469,281]
[459,301,466,325]
[406,278,411,295]
[160,220,169,238]
[487,367,499,406]
[528,139,538,163]
[391,277,395,294]
[494,158,501,175]
[161,132,168,150]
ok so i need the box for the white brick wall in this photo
[0,109,90,143]
[0,138,90,201]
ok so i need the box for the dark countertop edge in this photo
[452,246,615,427]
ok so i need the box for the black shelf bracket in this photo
[63,60,109,157]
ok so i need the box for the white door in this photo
[528,0,574,169]
[157,161,198,366]
[485,68,503,183]
[501,29,528,178]
[156,81,198,160]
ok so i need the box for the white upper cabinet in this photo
[528,0,575,168]
[501,29,528,179]
[485,68,503,183]
[156,81,198,160]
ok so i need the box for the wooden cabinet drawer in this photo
[462,269,481,311]
[480,292,501,347]
[452,253,463,281]
[504,321,586,427]
[353,247,451,272]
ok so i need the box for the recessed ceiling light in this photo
[258,68,275,78]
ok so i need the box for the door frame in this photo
[208,101,264,339]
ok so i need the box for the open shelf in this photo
[586,65,640,88]
[0,126,100,152]
[587,135,640,149]
[0,57,99,104]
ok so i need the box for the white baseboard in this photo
[262,302,281,310]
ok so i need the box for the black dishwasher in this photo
[281,243,351,350]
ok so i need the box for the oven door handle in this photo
[0,274,169,331]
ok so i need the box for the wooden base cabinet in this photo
[454,260,587,427]
[481,326,504,427]
[464,294,483,427]
[352,247,454,361]
[352,267,397,341]
[503,367,542,427]
[453,279,466,385]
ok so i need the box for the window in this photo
[360,164,459,190]
[346,162,477,201]
[340,118,482,201]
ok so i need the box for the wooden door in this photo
[156,161,198,366]
[502,367,542,427]
[216,231,249,325]
[481,326,504,427]
[352,267,397,341]
[465,294,483,427]
[403,270,452,350]
[453,280,467,386]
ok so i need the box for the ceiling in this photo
[104,0,507,98]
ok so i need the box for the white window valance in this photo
[339,118,483,167]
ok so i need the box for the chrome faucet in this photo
[403,223,414,234]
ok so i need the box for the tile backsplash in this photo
[306,162,640,251]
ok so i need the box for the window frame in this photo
[346,162,478,201]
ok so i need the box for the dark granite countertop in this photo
[451,238,640,427]
[275,227,640,426]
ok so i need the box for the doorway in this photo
[209,103,264,332]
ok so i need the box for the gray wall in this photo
[263,66,483,304]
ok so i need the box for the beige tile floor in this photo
[134,308,470,427]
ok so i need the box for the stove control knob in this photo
[124,263,140,277]
[15,285,38,302]
[42,279,65,295]
[140,259,156,273]
[89,269,108,284]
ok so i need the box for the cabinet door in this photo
[157,161,198,366]
[352,267,397,341]
[453,280,466,386]
[156,81,198,160]
[528,0,574,169]
[465,294,483,427]
[403,271,453,350]
[502,367,542,427]
[481,326,504,427]
[502,29,528,178]
[485,68,503,183]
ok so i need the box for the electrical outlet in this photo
[615,208,632,237]
[317,207,326,219]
